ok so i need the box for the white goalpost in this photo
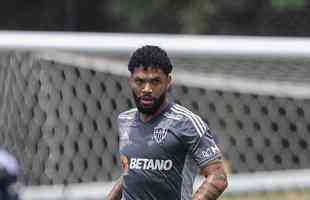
[1,30,310,58]
[1,31,310,199]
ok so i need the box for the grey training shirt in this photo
[118,102,222,200]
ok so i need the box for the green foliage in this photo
[271,0,305,9]
[179,0,212,33]
[105,0,212,33]
[0,0,309,35]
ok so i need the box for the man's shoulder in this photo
[118,108,138,121]
[168,103,203,122]
[168,103,208,137]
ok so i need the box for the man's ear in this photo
[128,76,133,89]
[167,75,172,90]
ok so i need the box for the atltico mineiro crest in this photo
[153,128,168,144]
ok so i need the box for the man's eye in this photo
[151,79,160,85]
[135,79,144,85]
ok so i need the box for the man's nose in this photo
[142,82,152,93]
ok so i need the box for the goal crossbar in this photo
[1,30,310,58]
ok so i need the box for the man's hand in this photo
[107,177,123,200]
[192,160,228,200]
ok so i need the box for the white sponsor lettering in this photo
[129,158,173,170]
[129,158,136,169]
[146,159,155,169]
[164,160,173,170]
[154,159,164,169]
[136,158,142,169]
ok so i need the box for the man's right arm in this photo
[107,176,123,200]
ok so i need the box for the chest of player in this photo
[120,125,186,160]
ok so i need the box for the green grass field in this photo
[222,190,310,200]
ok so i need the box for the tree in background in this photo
[271,0,305,9]
[0,0,309,36]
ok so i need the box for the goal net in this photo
[1,32,310,200]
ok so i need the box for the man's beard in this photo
[133,92,166,115]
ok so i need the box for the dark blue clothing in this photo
[0,149,19,200]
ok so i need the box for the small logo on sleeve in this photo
[153,128,168,144]
[200,146,220,159]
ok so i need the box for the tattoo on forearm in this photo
[193,174,227,200]
[107,177,123,200]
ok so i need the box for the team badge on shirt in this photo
[153,128,168,144]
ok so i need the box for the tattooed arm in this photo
[107,176,123,200]
[192,160,228,200]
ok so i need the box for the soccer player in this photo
[107,45,228,200]
[0,148,19,200]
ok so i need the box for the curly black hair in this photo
[128,45,173,75]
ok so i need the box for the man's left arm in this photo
[192,160,228,200]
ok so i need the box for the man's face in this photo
[129,67,171,115]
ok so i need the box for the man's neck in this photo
[139,101,168,123]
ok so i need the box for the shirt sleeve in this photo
[0,149,19,175]
[181,118,222,168]
[117,115,126,150]
[117,113,132,152]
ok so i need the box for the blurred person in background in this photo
[107,45,228,200]
[0,148,19,200]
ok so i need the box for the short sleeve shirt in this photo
[118,103,222,200]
